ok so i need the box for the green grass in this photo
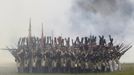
[0,63,134,75]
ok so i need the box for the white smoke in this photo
[69,0,134,63]
[69,0,134,39]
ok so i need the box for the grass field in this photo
[0,63,134,75]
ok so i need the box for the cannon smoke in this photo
[69,0,134,40]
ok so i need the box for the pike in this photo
[40,23,45,49]
[28,18,33,73]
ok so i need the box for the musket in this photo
[0,46,17,51]
[0,48,18,58]
[0,48,17,51]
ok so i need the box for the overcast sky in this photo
[0,0,134,66]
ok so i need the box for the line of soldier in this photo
[10,35,132,73]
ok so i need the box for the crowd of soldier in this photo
[11,35,131,73]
